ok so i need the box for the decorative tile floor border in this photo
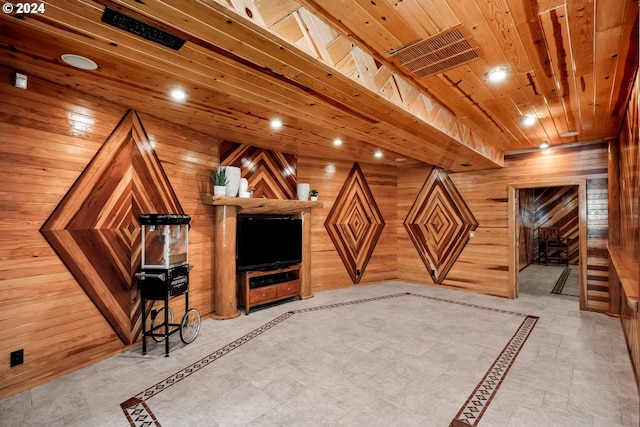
[450,315,538,427]
[551,267,572,294]
[121,398,158,427]
[121,292,538,427]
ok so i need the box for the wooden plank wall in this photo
[616,70,640,388]
[0,68,218,399]
[398,144,609,308]
[533,186,580,265]
[323,163,386,285]
[518,188,535,269]
[403,167,478,285]
[617,75,640,260]
[298,157,398,291]
[136,113,219,318]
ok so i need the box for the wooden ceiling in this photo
[0,0,637,171]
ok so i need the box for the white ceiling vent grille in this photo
[389,25,482,78]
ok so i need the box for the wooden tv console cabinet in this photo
[237,264,301,315]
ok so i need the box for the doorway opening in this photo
[517,186,580,298]
[509,181,587,309]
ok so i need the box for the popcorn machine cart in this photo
[136,214,201,356]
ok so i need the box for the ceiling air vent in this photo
[101,6,186,50]
[389,24,482,78]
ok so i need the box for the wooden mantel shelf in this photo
[608,245,639,312]
[202,195,323,214]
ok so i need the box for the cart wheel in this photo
[151,307,175,342]
[180,308,201,344]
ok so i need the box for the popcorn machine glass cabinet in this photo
[141,222,189,269]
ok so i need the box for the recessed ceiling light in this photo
[521,115,536,127]
[539,141,550,149]
[487,67,509,82]
[561,131,580,137]
[460,162,471,167]
[333,138,342,146]
[168,87,187,101]
[395,157,407,162]
[61,54,98,70]
[270,118,283,130]
[374,150,383,159]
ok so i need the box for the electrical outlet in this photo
[14,72,27,90]
[10,349,24,367]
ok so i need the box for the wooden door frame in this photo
[508,180,587,310]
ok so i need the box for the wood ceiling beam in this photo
[193,0,503,168]
[0,4,426,167]
[0,47,425,168]
[11,0,501,170]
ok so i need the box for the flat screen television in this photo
[236,215,302,272]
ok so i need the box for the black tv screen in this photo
[236,215,302,272]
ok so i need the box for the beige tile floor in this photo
[1,276,638,427]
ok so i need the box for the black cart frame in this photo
[136,214,200,356]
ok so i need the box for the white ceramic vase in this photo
[297,183,310,201]
[220,166,241,197]
[213,185,226,196]
[238,178,251,198]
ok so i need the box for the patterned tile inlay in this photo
[324,163,385,284]
[121,399,159,427]
[131,311,294,402]
[40,111,183,344]
[450,315,539,427]
[121,293,538,427]
[552,267,572,294]
[404,167,478,284]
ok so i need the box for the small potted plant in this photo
[211,167,228,196]
[310,189,319,201]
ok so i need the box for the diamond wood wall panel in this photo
[324,163,385,284]
[220,141,297,199]
[40,111,183,345]
[404,167,478,284]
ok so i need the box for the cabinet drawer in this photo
[249,286,277,304]
[275,280,300,297]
